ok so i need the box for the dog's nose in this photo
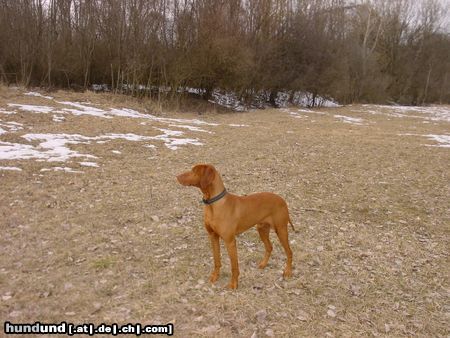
[176,173,187,185]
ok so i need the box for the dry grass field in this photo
[0,86,449,337]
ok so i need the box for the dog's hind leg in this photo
[256,223,272,269]
[275,223,293,278]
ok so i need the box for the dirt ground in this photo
[0,87,449,337]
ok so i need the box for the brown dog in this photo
[177,164,294,289]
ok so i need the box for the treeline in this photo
[0,0,449,105]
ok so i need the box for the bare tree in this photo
[0,0,448,105]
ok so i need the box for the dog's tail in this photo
[289,218,297,233]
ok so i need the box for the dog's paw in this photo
[227,280,238,289]
[209,272,219,283]
[258,261,268,269]
[283,269,292,278]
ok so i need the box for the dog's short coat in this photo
[177,164,294,289]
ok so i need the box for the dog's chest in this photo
[204,207,227,232]
[204,207,216,225]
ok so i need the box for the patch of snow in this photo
[206,89,340,111]
[8,104,54,113]
[11,98,218,128]
[424,134,450,148]
[0,108,17,115]
[91,84,110,92]
[228,124,249,127]
[1,128,203,162]
[102,131,202,151]
[9,96,219,131]
[0,166,22,171]
[334,115,365,125]
[287,109,327,120]
[52,115,65,122]
[154,136,203,150]
[40,167,83,173]
[5,121,23,126]
[293,109,327,115]
[307,111,327,115]
[288,111,304,119]
[59,100,218,125]
[154,128,184,137]
[90,85,341,110]
[109,108,152,119]
[0,141,51,160]
[291,92,340,108]
[111,150,121,154]
[144,144,156,149]
[359,105,450,122]
[400,133,450,148]
[185,87,206,95]
[275,92,291,107]
[20,134,97,162]
[352,108,382,116]
[103,133,154,141]
[146,114,218,126]
[0,121,23,135]
[79,161,99,167]
[62,108,112,119]
[210,91,246,111]
[168,124,211,133]
[24,91,54,100]
[150,129,203,150]
[58,101,113,119]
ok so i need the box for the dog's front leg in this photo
[225,237,239,289]
[208,231,221,283]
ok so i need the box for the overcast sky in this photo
[440,0,450,31]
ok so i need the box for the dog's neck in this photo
[201,176,225,201]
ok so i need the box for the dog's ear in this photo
[200,165,215,190]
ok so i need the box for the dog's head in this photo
[177,164,217,190]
